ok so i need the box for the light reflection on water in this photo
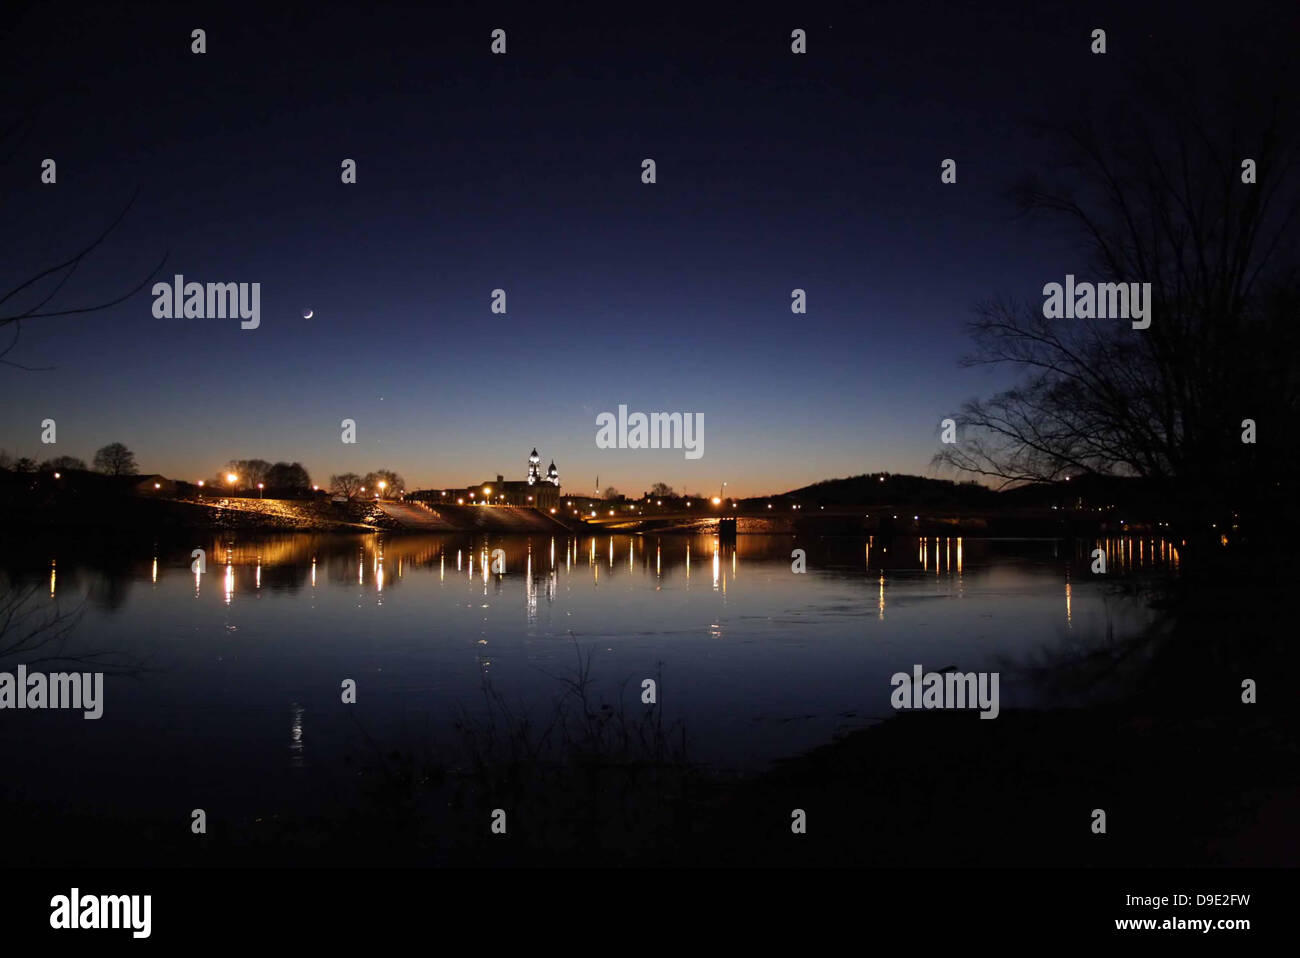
[4,532,1175,816]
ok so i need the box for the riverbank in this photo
[5,698,1294,868]
[0,487,581,537]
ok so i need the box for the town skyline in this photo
[2,4,1194,498]
[1,435,979,501]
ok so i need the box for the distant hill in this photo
[782,471,1156,512]
[782,473,997,508]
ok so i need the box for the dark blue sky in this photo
[0,1,1269,495]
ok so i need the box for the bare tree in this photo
[0,187,168,370]
[937,57,1300,537]
[224,459,270,489]
[363,469,403,499]
[0,112,163,667]
[93,442,138,476]
[0,583,142,675]
[330,472,363,499]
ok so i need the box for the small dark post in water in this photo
[718,517,737,542]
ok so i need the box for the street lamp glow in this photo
[227,473,238,484]
[711,497,722,505]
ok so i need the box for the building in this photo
[412,449,561,510]
[561,495,606,517]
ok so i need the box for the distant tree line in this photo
[328,470,405,500]
[0,442,135,476]
[0,445,413,502]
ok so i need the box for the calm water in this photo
[1,532,1174,819]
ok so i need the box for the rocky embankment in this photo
[1,487,580,536]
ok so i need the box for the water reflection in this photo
[289,702,304,768]
[5,532,1186,611]
[0,531,1188,795]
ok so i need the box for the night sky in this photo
[0,1,1279,496]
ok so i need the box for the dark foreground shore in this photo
[4,701,1294,868]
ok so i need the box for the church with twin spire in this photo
[526,448,560,488]
[409,448,562,509]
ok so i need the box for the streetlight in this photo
[378,480,387,499]
[227,473,238,487]
[257,482,264,498]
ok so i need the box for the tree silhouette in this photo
[1,187,167,370]
[93,442,138,476]
[40,455,86,471]
[363,469,403,499]
[329,472,363,499]
[938,54,1300,540]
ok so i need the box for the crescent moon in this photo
[303,309,313,319]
